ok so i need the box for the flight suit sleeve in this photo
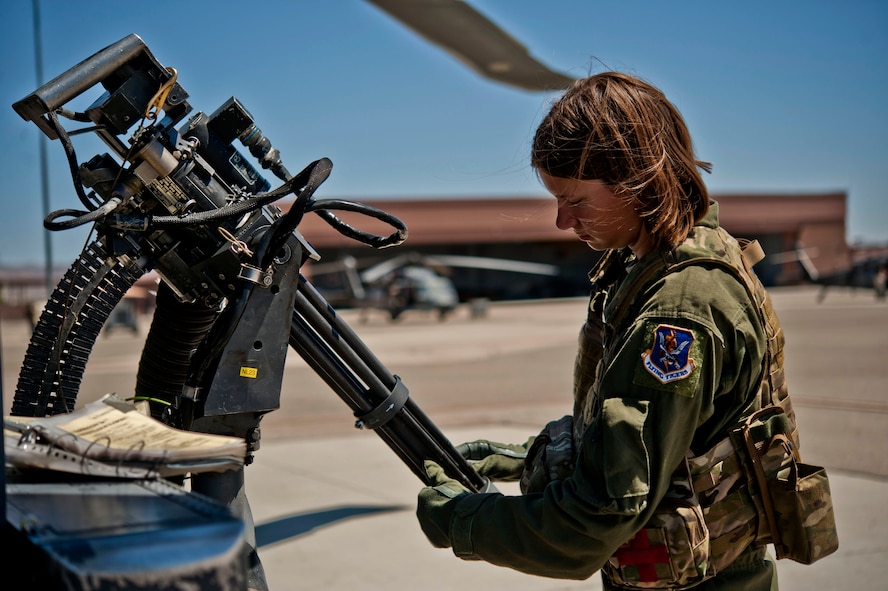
[439,314,721,580]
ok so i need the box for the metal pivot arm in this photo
[289,274,492,493]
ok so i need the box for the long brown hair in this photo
[532,72,711,248]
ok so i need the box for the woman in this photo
[416,72,811,590]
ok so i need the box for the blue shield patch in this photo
[641,324,696,384]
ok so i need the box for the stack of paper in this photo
[4,394,247,478]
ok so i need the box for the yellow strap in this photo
[145,67,179,121]
[739,238,766,267]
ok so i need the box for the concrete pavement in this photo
[246,427,887,591]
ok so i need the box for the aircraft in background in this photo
[307,253,559,321]
[803,254,887,302]
[769,247,888,302]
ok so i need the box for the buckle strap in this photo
[354,377,409,430]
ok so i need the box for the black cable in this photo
[105,158,328,232]
[306,199,408,248]
[43,197,121,231]
[240,124,291,182]
[55,107,92,123]
[47,110,96,211]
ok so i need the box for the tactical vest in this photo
[581,227,796,445]
[584,227,834,589]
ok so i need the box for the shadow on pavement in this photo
[256,505,406,548]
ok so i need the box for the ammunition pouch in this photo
[730,405,839,564]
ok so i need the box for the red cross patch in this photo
[612,528,671,583]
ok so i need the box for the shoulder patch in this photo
[641,324,697,384]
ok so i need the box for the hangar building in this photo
[297,192,848,300]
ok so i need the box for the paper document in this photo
[5,394,247,477]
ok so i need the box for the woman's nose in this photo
[555,205,576,231]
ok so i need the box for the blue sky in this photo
[1,0,885,267]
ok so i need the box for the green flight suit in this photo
[422,202,781,589]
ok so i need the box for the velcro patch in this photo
[641,324,697,384]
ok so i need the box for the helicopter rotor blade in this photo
[360,254,414,283]
[366,0,574,91]
[360,253,559,283]
[422,254,558,276]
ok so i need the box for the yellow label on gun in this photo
[240,367,258,379]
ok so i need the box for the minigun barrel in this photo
[290,274,488,493]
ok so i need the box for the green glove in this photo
[417,460,471,548]
[520,415,576,494]
[455,437,534,481]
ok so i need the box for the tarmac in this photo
[3,286,888,589]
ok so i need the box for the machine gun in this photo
[7,36,493,583]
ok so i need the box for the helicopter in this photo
[307,252,560,321]
[768,245,888,302]
[802,253,888,302]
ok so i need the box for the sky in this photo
[0,0,885,268]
